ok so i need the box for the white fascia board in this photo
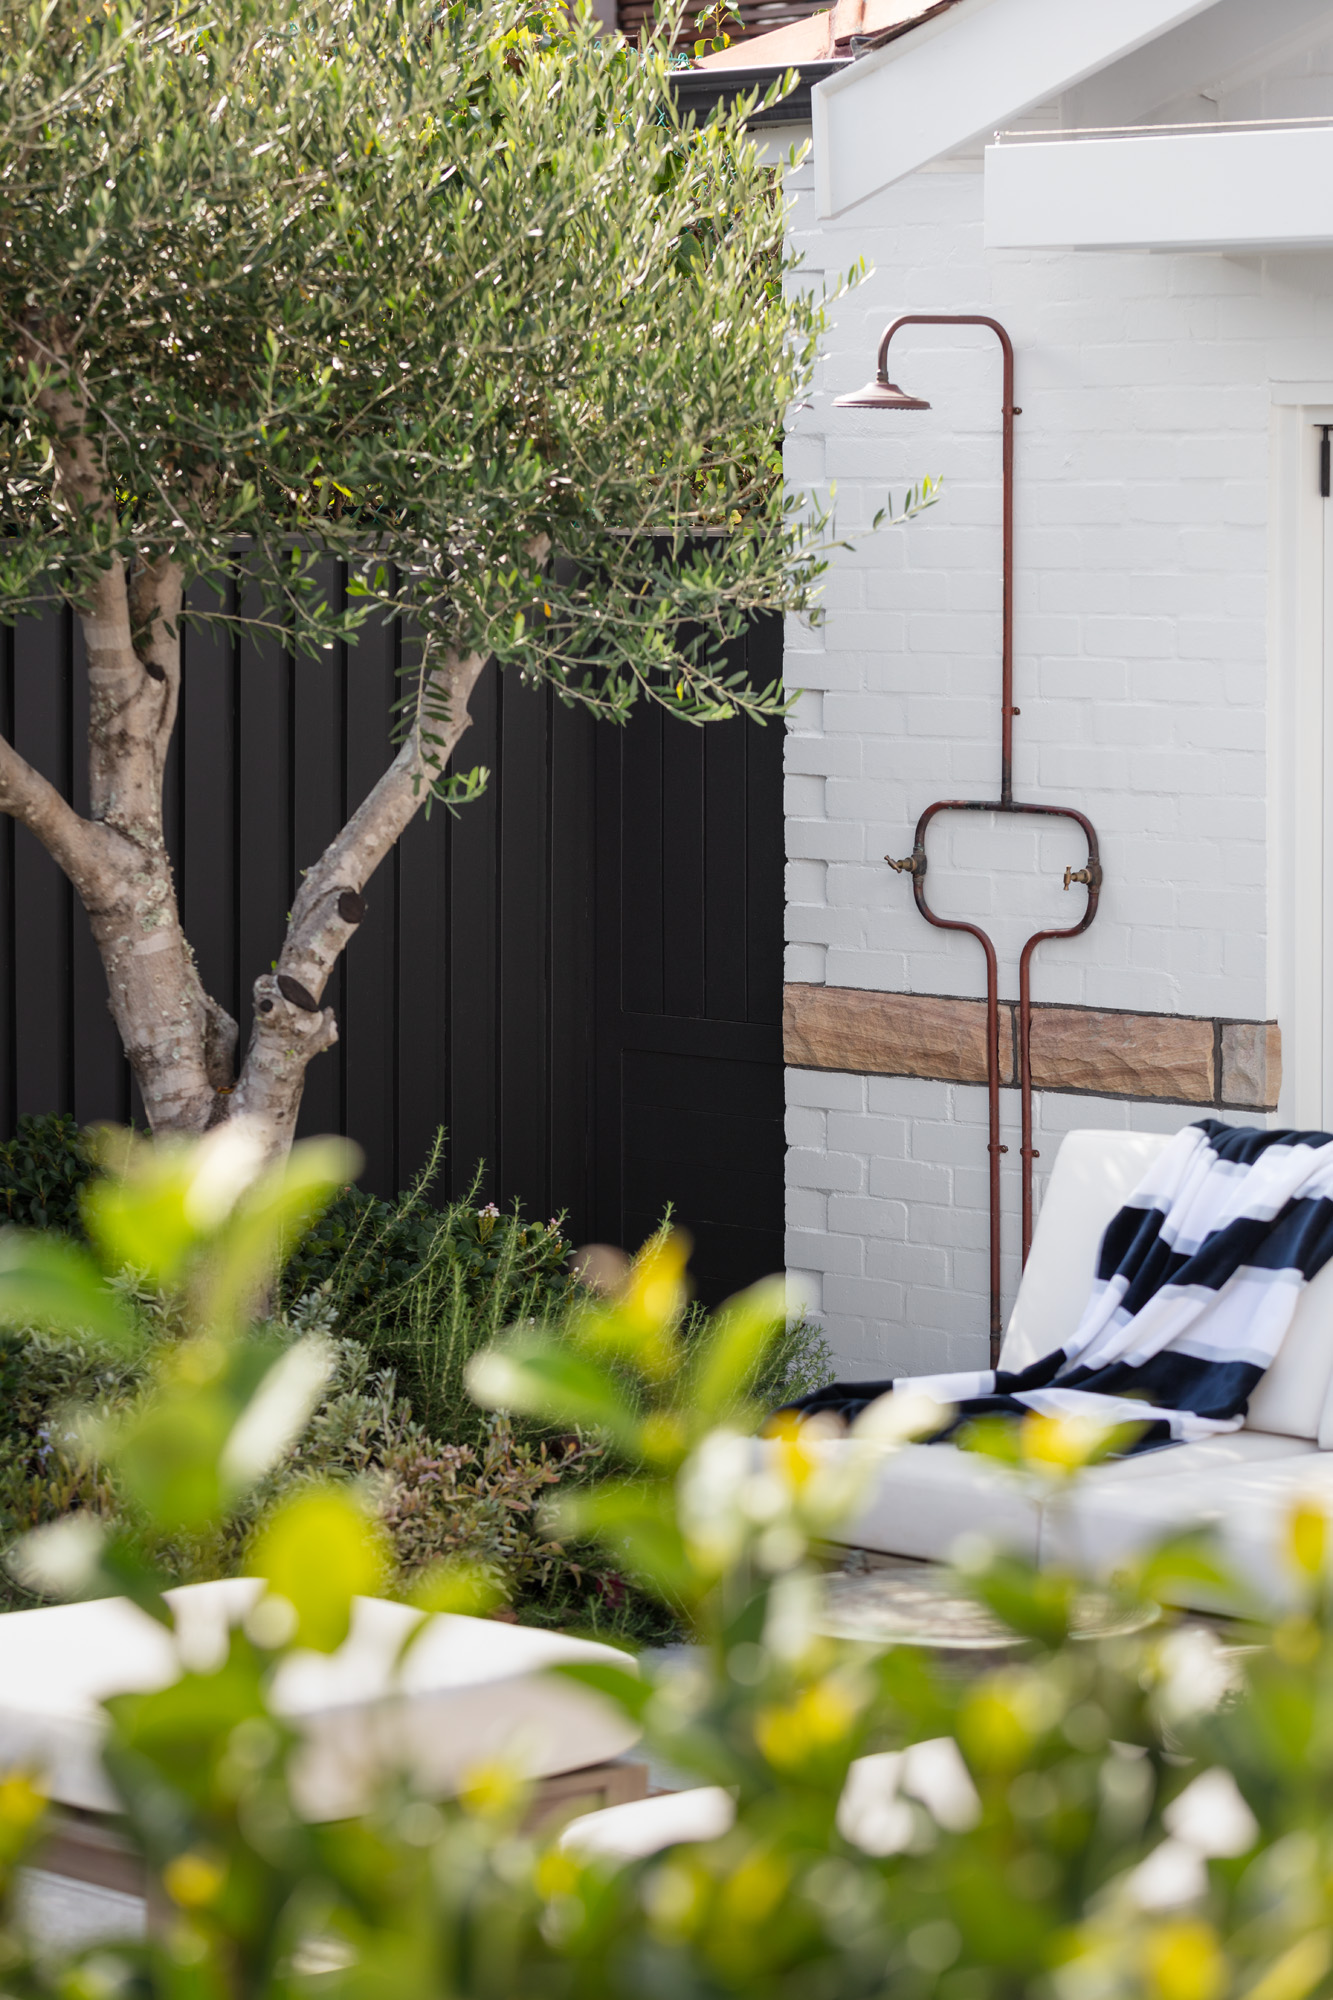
[811,0,1221,218]
[984,124,1333,252]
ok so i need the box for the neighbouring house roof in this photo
[619,0,828,55]
[670,59,843,126]
[693,0,960,74]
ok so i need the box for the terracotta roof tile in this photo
[695,0,959,71]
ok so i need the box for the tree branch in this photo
[230,637,490,1142]
[0,731,102,890]
[250,533,553,1061]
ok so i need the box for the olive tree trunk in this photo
[1,546,487,1155]
[0,544,487,1156]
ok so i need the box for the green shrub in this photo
[246,1314,597,1609]
[0,1113,94,1235]
[0,1115,833,1438]
[0,1119,829,1639]
[281,1136,581,1448]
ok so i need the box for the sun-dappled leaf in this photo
[218,1335,334,1494]
[0,1230,137,1347]
[206,1137,362,1330]
[251,1485,389,1651]
[685,1275,788,1422]
[467,1343,644,1454]
[406,1559,505,1621]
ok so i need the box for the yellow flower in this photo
[1288,1501,1327,1578]
[459,1758,525,1820]
[163,1851,226,1910]
[755,1677,858,1769]
[1020,1410,1114,1475]
[718,1849,789,1928]
[1144,1921,1227,2000]
[0,1774,44,1836]
[1243,1932,1331,2000]
[535,1851,581,1900]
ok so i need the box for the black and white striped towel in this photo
[786,1121,1333,1451]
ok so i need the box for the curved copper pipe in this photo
[876,314,1103,1366]
[899,798,1100,1361]
[902,801,1005,1353]
[874,316,1018,802]
[1015,810,1102,1263]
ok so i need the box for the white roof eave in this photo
[811,0,1223,218]
[984,121,1333,253]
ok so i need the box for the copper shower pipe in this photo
[838,314,1103,1364]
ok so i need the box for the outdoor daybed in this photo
[822,1129,1333,1607]
[0,1580,643,1892]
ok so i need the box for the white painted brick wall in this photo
[787,1076,1238,1379]
[782,39,1333,1375]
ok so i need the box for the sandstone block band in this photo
[783,984,1281,1112]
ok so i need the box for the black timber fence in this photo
[0,584,786,1302]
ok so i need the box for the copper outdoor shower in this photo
[835,315,1103,1364]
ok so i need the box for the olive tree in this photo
[0,0,829,1158]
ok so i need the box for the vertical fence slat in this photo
[292,562,346,1145]
[745,617,785,1026]
[395,801,448,1195]
[341,609,397,1195]
[661,710,706,1018]
[0,624,14,1136]
[445,661,499,1202]
[703,654,750,1025]
[619,703,664,1018]
[181,577,240,1033]
[547,691,595,1239]
[497,674,551,1218]
[235,579,292,1060]
[13,609,72,1117]
[590,721,625,1251]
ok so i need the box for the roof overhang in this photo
[985,121,1333,252]
[811,0,1223,217]
[669,61,842,128]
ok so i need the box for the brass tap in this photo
[1063,865,1094,891]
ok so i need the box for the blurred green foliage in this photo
[1,1134,1327,2000]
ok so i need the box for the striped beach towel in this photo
[786,1122,1333,1451]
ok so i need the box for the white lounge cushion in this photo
[834,1431,1313,1574]
[1063,1430,1316,1492]
[1254,1259,1333,1441]
[0,1579,640,1820]
[1000,1131,1172,1373]
[561,1787,736,1860]
[837,1440,1042,1563]
[1045,1442,1333,1608]
[561,1739,980,1863]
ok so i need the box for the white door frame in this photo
[1270,391,1333,1126]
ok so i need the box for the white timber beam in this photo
[984,124,1333,252]
[811,0,1223,218]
